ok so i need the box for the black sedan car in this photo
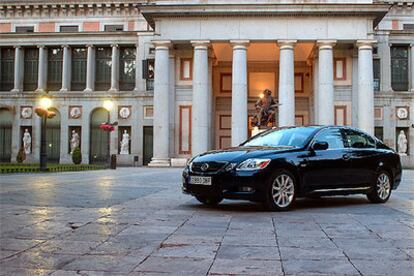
[182,126,402,211]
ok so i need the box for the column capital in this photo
[230,40,250,50]
[37,45,46,49]
[111,44,119,48]
[317,40,337,50]
[191,40,210,50]
[62,44,70,48]
[278,40,297,50]
[152,40,172,50]
[356,39,377,50]
[14,45,22,49]
[86,44,94,48]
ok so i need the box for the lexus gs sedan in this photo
[182,126,402,211]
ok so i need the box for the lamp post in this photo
[35,92,54,171]
[101,99,117,168]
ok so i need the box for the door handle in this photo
[342,154,350,161]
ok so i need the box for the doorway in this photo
[143,126,153,166]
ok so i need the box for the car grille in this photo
[191,161,228,174]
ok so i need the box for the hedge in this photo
[0,164,106,174]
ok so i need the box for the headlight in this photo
[236,158,271,171]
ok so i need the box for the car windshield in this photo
[242,127,317,148]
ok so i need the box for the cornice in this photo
[140,3,391,29]
[0,2,141,19]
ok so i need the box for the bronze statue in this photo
[252,89,280,127]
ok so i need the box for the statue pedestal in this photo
[251,126,268,137]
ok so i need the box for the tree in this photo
[72,147,82,165]
[16,147,26,163]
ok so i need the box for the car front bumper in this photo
[182,168,270,201]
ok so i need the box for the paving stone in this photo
[283,259,359,275]
[153,244,219,259]
[209,258,283,275]
[135,256,212,274]
[0,238,44,251]
[162,234,222,246]
[0,252,78,270]
[62,255,145,273]
[352,259,414,276]
[279,246,346,260]
[216,245,280,260]
[30,240,100,255]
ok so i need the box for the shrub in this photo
[72,147,82,165]
[16,147,26,163]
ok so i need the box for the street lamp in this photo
[35,92,55,171]
[103,99,114,112]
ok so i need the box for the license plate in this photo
[189,176,212,185]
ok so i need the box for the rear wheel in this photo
[264,170,296,211]
[195,195,223,206]
[367,171,392,203]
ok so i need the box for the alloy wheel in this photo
[377,173,391,200]
[272,174,295,208]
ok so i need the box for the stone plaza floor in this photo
[0,168,413,275]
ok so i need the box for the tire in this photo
[264,170,296,211]
[367,170,392,203]
[195,195,223,206]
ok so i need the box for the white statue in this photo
[70,130,80,154]
[22,129,31,154]
[120,130,130,155]
[397,130,408,155]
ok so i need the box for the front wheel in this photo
[195,195,223,206]
[264,170,296,211]
[367,171,392,203]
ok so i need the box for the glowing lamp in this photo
[103,100,114,111]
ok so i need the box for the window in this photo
[373,59,380,92]
[403,24,414,30]
[180,58,192,80]
[23,48,38,91]
[0,48,14,91]
[391,46,409,91]
[47,48,63,91]
[16,26,34,33]
[71,47,87,91]
[104,25,124,32]
[60,26,79,32]
[119,47,136,91]
[143,59,154,91]
[344,129,376,149]
[95,47,111,91]
[243,127,318,148]
[313,128,345,149]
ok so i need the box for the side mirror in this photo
[312,141,329,151]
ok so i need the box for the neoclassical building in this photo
[0,0,413,167]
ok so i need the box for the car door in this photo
[301,127,352,191]
[342,129,379,186]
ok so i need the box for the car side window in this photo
[313,128,345,149]
[344,130,376,149]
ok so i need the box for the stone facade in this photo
[0,0,413,167]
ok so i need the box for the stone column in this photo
[313,58,319,124]
[278,40,296,127]
[12,46,24,92]
[378,33,392,92]
[36,45,47,92]
[169,54,176,158]
[317,40,336,125]
[411,44,414,92]
[84,45,95,92]
[148,40,171,167]
[61,45,71,92]
[230,40,249,146]
[357,40,376,135]
[109,44,119,92]
[191,40,210,156]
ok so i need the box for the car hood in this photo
[192,146,297,163]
